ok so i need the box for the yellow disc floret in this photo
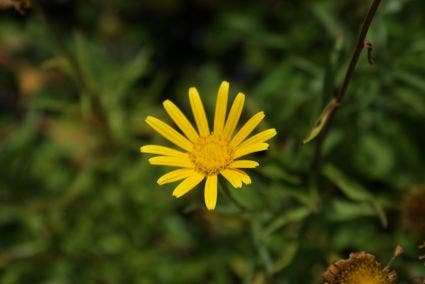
[323,252,397,284]
[190,134,233,176]
[340,260,389,284]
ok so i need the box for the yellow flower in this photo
[322,251,397,284]
[140,81,276,210]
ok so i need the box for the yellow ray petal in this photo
[213,81,229,135]
[229,160,259,168]
[148,156,193,168]
[163,100,199,142]
[223,92,245,139]
[233,143,269,159]
[238,128,277,148]
[232,169,252,185]
[145,116,193,151]
[220,169,242,188]
[157,169,196,185]
[231,111,265,147]
[140,145,187,158]
[204,175,218,210]
[189,87,210,137]
[172,173,204,198]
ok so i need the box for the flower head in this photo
[322,251,397,284]
[140,81,276,210]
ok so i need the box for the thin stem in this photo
[219,178,250,212]
[311,0,382,170]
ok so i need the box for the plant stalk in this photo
[311,0,382,170]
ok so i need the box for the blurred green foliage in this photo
[0,0,425,283]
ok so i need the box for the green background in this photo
[0,0,424,283]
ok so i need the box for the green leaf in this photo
[394,69,425,92]
[101,51,149,102]
[73,32,96,90]
[259,164,301,185]
[371,200,388,228]
[326,199,376,221]
[311,2,343,38]
[323,164,388,227]
[263,207,310,238]
[40,56,72,76]
[302,98,339,144]
[323,164,373,201]
[272,241,299,273]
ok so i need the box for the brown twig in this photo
[311,0,382,170]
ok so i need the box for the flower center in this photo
[341,261,390,284]
[190,134,233,176]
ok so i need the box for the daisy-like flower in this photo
[322,251,397,284]
[140,81,276,210]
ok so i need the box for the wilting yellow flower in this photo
[140,81,276,210]
[322,251,397,284]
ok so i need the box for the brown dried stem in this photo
[311,0,382,170]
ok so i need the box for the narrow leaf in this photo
[302,98,339,144]
[323,164,372,202]
[272,241,299,273]
[372,200,388,228]
[263,207,310,238]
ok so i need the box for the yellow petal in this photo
[148,156,193,168]
[140,145,186,158]
[145,116,193,151]
[232,169,252,185]
[238,128,277,148]
[229,160,259,168]
[172,173,204,198]
[157,169,196,185]
[189,87,210,137]
[233,143,269,159]
[163,100,199,142]
[223,92,245,139]
[204,175,218,210]
[220,169,242,188]
[213,81,229,135]
[231,111,265,147]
